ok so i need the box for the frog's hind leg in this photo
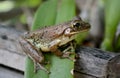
[19,37,49,73]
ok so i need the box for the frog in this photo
[19,17,91,73]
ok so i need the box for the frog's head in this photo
[64,17,91,36]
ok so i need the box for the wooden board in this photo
[0,26,26,71]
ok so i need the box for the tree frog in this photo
[19,17,90,73]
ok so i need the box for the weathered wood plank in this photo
[74,47,119,78]
[0,65,23,78]
[0,26,26,71]
[0,49,25,71]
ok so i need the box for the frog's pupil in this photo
[74,22,80,28]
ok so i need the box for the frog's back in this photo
[23,21,72,52]
[25,21,72,41]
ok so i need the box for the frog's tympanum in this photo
[19,17,90,73]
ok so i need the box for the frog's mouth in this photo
[69,28,90,35]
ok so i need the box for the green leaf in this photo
[25,0,42,7]
[101,0,120,51]
[50,0,75,78]
[25,0,75,78]
[32,0,57,29]
[55,0,75,23]
[25,57,34,78]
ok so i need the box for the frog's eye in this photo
[73,22,81,28]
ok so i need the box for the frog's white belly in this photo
[38,36,75,52]
[36,43,50,52]
[59,35,75,46]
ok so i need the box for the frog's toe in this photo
[34,62,39,73]
[62,52,75,61]
[34,63,50,74]
[62,52,74,57]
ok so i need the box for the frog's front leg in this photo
[19,37,49,73]
[62,42,75,61]
[48,40,74,60]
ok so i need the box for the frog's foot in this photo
[34,62,50,74]
[62,52,75,62]
[34,62,38,73]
